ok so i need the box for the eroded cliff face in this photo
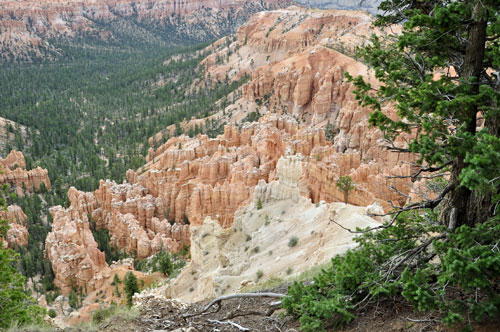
[0,0,292,61]
[45,206,108,294]
[1,205,29,248]
[44,7,422,302]
[201,6,395,122]
[155,155,380,302]
[136,116,332,227]
[198,7,414,209]
[44,204,167,301]
[0,150,51,195]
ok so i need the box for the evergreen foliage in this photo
[256,198,263,210]
[0,182,45,329]
[336,176,354,204]
[124,271,139,307]
[283,213,500,331]
[158,250,174,277]
[1,34,246,293]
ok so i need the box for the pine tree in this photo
[124,271,139,307]
[347,0,500,228]
[158,251,174,276]
[336,176,354,204]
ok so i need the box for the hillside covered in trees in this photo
[0,18,248,308]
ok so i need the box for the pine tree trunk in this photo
[440,1,490,228]
[466,106,500,223]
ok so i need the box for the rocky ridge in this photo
[295,0,382,13]
[0,0,292,61]
[0,150,51,195]
[0,150,50,248]
[45,183,190,294]
[1,205,29,248]
[45,205,108,295]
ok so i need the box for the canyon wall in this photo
[295,0,382,13]
[45,206,108,294]
[1,205,29,248]
[162,155,380,302]
[45,8,422,296]
[45,204,163,296]
[199,7,413,209]
[0,0,292,61]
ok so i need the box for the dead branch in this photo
[183,293,285,318]
[208,319,250,331]
[331,182,455,234]
[222,302,282,320]
[410,162,451,182]
[388,184,411,199]
[386,234,446,277]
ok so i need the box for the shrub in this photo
[282,213,500,332]
[92,305,116,324]
[48,309,57,318]
[288,236,299,248]
[124,272,139,307]
[336,176,354,204]
[256,270,264,281]
[256,198,263,210]
[158,251,174,276]
[92,305,139,325]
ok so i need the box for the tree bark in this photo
[440,1,490,227]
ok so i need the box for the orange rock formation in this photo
[1,205,29,248]
[0,0,291,60]
[45,206,108,294]
[0,150,51,195]
[197,7,414,210]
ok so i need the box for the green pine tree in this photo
[336,176,354,204]
[124,271,139,307]
[158,251,174,277]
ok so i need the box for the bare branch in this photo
[183,292,285,318]
[410,162,452,182]
[387,234,446,276]
[222,302,282,320]
[332,183,455,234]
[208,319,250,331]
[383,140,412,153]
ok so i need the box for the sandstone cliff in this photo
[45,206,108,294]
[0,0,292,61]
[150,155,380,302]
[44,202,166,302]
[197,7,414,209]
[0,150,51,195]
[296,0,382,13]
[201,6,396,122]
[1,205,29,248]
